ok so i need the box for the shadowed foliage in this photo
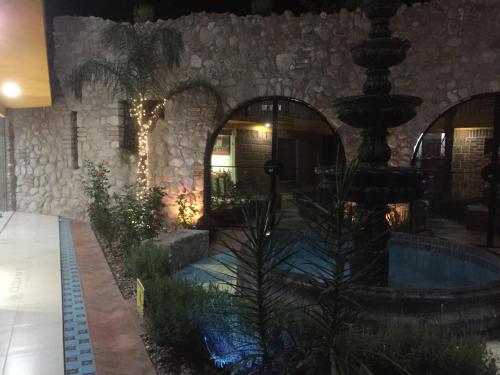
[294,160,404,375]
[217,201,299,373]
[70,23,183,100]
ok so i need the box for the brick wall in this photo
[451,128,493,199]
[235,128,272,196]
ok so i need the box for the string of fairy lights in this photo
[131,94,167,198]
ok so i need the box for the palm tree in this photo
[70,20,222,196]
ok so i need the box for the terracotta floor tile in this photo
[70,220,156,375]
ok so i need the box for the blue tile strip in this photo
[60,218,97,375]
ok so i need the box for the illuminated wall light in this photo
[265,123,272,128]
[1,82,21,98]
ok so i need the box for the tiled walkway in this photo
[60,219,96,375]
[0,212,63,375]
[0,213,155,375]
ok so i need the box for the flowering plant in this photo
[82,161,117,250]
[176,186,199,228]
[83,161,166,253]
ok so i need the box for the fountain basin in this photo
[286,233,500,333]
[179,232,500,333]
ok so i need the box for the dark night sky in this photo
[44,0,308,23]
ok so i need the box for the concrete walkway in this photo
[0,212,63,375]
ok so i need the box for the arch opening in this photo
[203,96,345,227]
[412,94,500,247]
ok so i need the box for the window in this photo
[70,111,79,169]
[121,101,138,154]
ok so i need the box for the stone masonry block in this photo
[156,229,209,271]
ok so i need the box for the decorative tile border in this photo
[60,218,97,375]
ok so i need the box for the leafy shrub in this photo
[278,324,497,375]
[143,277,225,362]
[82,161,166,253]
[113,186,166,251]
[211,179,252,211]
[127,240,170,281]
[82,161,118,249]
[176,188,199,228]
[210,175,255,225]
[278,327,387,375]
[359,325,497,375]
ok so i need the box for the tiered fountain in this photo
[332,0,425,286]
[314,0,500,330]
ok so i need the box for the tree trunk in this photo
[136,118,149,193]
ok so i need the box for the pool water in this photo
[179,239,500,289]
[389,244,500,288]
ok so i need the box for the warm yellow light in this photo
[1,82,21,98]
[133,94,167,199]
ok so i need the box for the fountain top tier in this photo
[331,0,424,203]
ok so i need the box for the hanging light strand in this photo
[132,94,167,199]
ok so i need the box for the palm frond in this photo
[101,23,139,56]
[69,59,122,100]
[153,26,184,70]
[71,23,185,102]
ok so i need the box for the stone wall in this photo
[6,0,500,220]
[149,91,215,220]
[7,94,136,218]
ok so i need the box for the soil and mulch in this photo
[99,243,219,375]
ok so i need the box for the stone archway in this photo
[202,96,345,223]
[411,93,500,246]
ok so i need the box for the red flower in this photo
[150,209,159,221]
[95,171,103,177]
